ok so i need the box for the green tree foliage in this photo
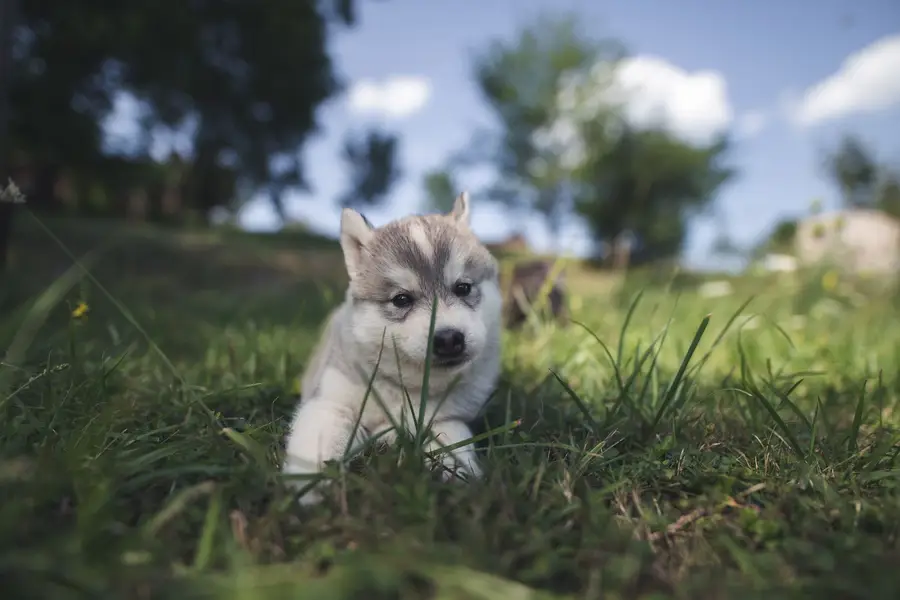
[576,125,735,263]
[7,0,122,213]
[876,171,900,219]
[6,0,367,222]
[823,134,878,209]
[770,218,799,250]
[0,0,19,271]
[467,14,735,261]
[823,134,900,219]
[753,217,799,260]
[337,129,402,210]
[115,0,354,221]
[421,168,457,213]
[469,15,623,243]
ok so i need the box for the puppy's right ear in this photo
[340,208,374,279]
[449,191,471,226]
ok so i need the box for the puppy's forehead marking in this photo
[360,215,497,301]
[384,265,420,292]
[442,244,468,284]
[407,221,434,261]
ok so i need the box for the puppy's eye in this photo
[391,293,414,308]
[453,282,472,297]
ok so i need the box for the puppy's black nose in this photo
[432,328,466,358]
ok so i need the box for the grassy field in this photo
[2,213,899,599]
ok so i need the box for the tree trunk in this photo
[270,185,286,225]
[611,231,633,271]
[0,0,19,272]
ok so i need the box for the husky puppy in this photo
[283,192,502,505]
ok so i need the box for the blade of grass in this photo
[28,213,190,393]
[143,481,216,538]
[748,390,806,459]
[616,289,645,368]
[686,295,756,379]
[416,294,440,444]
[221,428,270,469]
[341,328,387,459]
[571,319,624,395]
[766,377,812,433]
[531,256,567,319]
[650,315,710,430]
[549,369,600,436]
[427,418,523,457]
[0,249,99,399]
[192,489,223,571]
[848,379,869,453]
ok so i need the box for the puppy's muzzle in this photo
[432,328,469,367]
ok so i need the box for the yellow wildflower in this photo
[71,301,89,319]
[821,270,839,292]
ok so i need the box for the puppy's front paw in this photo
[296,486,325,507]
[283,456,329,507]
[428,446,482,482]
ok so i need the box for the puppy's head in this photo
[339,192,501,376]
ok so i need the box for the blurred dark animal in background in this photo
[486,231,530,255]
[503,259,568,329]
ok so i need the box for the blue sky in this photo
[106,0,900,270]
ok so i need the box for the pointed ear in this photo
[449,191,471,225]
[339,208,374,279]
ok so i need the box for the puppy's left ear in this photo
[449,191,471,226]
[339,208,374,280]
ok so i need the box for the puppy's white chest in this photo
[319,366,459,433]
[359,379,452,432]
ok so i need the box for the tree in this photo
[465,14,734,262]
[751,217,798,261]
[769,218,799,250]
[876,169,900,219]
[7,0,119,214]
[468,14,624,247]
[8,0,374,224]
[337,129,401,210]
[822,135,900,219]
[110,0,358,223]
[574,125,736,264]
[0,0,19,270]
[824,134,878,209]
[421,168,457,213]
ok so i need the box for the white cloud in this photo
[790,34,900,126]
[735,110,768,139]
[532,55,734,172]
[610,55,734,144]
[346,76,432,119]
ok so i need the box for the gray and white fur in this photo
[282,192,502,505]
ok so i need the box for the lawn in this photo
[1,213,899,599]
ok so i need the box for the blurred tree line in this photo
[423,16,737,267]
[823,134,900,218]
[0,0,402,269]
[5,5,800,271]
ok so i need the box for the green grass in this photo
[1,214,899,599]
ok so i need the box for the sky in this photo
[104,0,900,270]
